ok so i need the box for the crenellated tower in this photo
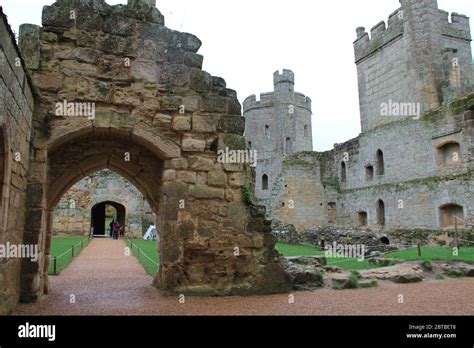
[243,70,312,199]
[354,0,473,133]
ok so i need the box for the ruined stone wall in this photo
[53,169,156,237]
[252,0,473,241]
[0,7,35,314]
[262,153,326,231]
[17,0,290,302]
[265,94,473,234]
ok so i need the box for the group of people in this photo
[109,220,123,240]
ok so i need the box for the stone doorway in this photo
[358,211,368,227]
[439,204,464,229]
[19,0,290,303]
[91,201,126,237]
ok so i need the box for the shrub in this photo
[314,269,324,283]
[421,260,433,271]
[444,268,464,278]
[359,280,378,288]
[346,273,359,289]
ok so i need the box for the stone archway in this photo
[91,201,126,236]
[19,0,290,302]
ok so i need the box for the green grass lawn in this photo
[386,246,474,263]
[128,240,474,275]
[127,239,160,276]
[48,236,91,274]
[276,243,377,270]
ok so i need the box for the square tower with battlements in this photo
[354,0,473,133]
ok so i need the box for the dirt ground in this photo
[13,239,474,316]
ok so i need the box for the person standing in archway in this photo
[113,220,121,240]
[109,219,115,238]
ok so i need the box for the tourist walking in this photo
[113,220,121,240]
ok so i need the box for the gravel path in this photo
[13,238,474,316]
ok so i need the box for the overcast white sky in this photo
[1,0,473,150]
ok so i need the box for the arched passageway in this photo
[91,201,126,237]
[19,0,290,304]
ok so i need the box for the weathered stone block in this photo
[19,24,41,70]
[177,220,195,239]
[208,170,227,188]
[158,64,189,87]
[182,135,206,152]
[192,115,218,133]
[162,169,176,181]
[103,16,135,36]
[172,116,191,131]
[218,115,245,135]
[165,158,188,170]
[202,96,228,113]
[188,156,215,171]
[189,69,211,92]
[190,185,225,199]
[184,52,203,69]
[228,172,244,188]
[177,170,196,184]
[160,96,182,111]
[197,220,217,237]
[227,98,242,115]
[131,60,158,83]
[74,47,102,63]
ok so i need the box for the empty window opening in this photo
[366,166,374,181]
[377,200,386,226]
[304,125,308,138]
[439,204,464,229]
[358,211,368,227]
[340,162,347,183]
[437,142,461,167]
[262,174,269,191]
[376,149,385,176]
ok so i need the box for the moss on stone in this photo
[241,185,253,206]
[341,169,473,195]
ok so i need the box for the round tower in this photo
[244,69,313,199]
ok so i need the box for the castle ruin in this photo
[244,0,473,244]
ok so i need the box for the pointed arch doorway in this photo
[91,201,126,237]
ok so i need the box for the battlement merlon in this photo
[353,8,404,63]
[438,10,471,41]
